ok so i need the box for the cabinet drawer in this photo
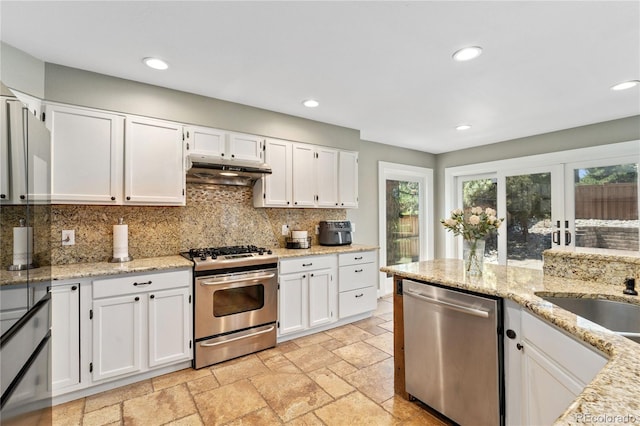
[93,270,190,299]
[279,255,336,275]
[339,286,377,319]
[339,264,377,292]
[338,250,376,266]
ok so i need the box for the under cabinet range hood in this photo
[186,154,272,186]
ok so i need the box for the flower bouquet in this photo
[441,207,503,274]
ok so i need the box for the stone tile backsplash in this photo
[0,183,346,266]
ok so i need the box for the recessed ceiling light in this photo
[610,80,639,91]
[456,124,472,131]
[302,99,319,108]
[452,46,483,62]
[143,57,169,70]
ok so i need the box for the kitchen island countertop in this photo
[381,259,640,424]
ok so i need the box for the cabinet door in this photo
[148,287,191,368]
[185,125,226,158]
[262,138,292,207]
[46,103,123,203]
[0,98,10,203]
[125,116,185,205]
[92,294,142,381]
[338,151,358,208]
[228,132,263,162]
[316,147,339,207]
[278,274,308,335]
[292,143,316,207]
[308,269,335,328]
[51,284,80,391]
[521,342,583,426]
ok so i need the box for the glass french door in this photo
[565,157,639,252]
[495,166,563,269]
[379,162,433,295]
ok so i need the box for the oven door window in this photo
[213,284,265,317]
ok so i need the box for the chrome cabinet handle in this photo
[133,281,152,287]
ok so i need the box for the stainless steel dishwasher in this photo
[402,279,504,426]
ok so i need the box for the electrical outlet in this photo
[315,225,320,235]
[351,222,356,233]
[62,230,75,246]
[281,224,290,236]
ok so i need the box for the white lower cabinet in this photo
[91,270,192,383]
[338,251,377,318]
[278,255,337,337]
[50,283,81,391]
[504,301,607,426]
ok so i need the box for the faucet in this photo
[623,278,638,296]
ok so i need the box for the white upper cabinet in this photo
[254,139,358,209]
[185,126,263,163]
[254,138,292,207]
[316,147,339,207]
[227,132,263,162]
[338,150,358,208]
[2,97,50,204]
[124,116,185,206]
[184,125,226,158]
[45,103,124,204]
[292,143,317,207]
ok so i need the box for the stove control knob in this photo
[267,249,273,255]
[212,254,217,259]
[200,256,206,261]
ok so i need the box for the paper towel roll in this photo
[113,224,129,259]
[13,226,33,266]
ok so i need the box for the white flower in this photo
[444,218,457,227]
[495,219,502,228]
[488,215,497,224]
[471,206,483,215]
[485,207,496,216]
[452,208,463,216]
[468,215,481,225]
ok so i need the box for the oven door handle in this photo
[199,326,275,347]
[199,273,276,286]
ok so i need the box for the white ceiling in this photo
[1,1,639,154]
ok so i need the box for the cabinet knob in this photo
[516,343,524,351]
[20,195,26,200]
[302,275,306,278]
[150,294,155,299]
[126,196,131,201]
[341,203,344,206]
[355,293,364,298]
[287,201,290,205]
[111,196,116,201]
[355,256,363,260]
[221,153,225,157]
[231,154,235,158]
[71,285,77,291]
[355,269,363,273]
[310,273,314,277]
[294,201,298,205]
[0,194,5,199]
[135,296,140,301]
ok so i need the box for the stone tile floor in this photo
[52,296,451,425]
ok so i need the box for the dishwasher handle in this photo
[404,288,490,318]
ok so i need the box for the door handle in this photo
[200,326,275,347]
[200,273,275,286]
[404,289,490,318]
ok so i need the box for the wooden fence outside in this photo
[575,183,638,220]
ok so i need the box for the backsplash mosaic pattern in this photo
[0,183,347,266]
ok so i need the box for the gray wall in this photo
[45,63,359,151]
[0,42,45,98]
[347,140,436,247]
[433,115,640,257]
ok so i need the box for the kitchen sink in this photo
[541,296,640,344]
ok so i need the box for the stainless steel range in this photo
[181,245,278,369]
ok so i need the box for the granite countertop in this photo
[1,245,379,286]
[381,259,640,424]
[272,244,378,259]
[0,255,194,286]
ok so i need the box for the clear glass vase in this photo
[463,239,485,275]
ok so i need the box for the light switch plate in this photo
[62,230,75,246]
